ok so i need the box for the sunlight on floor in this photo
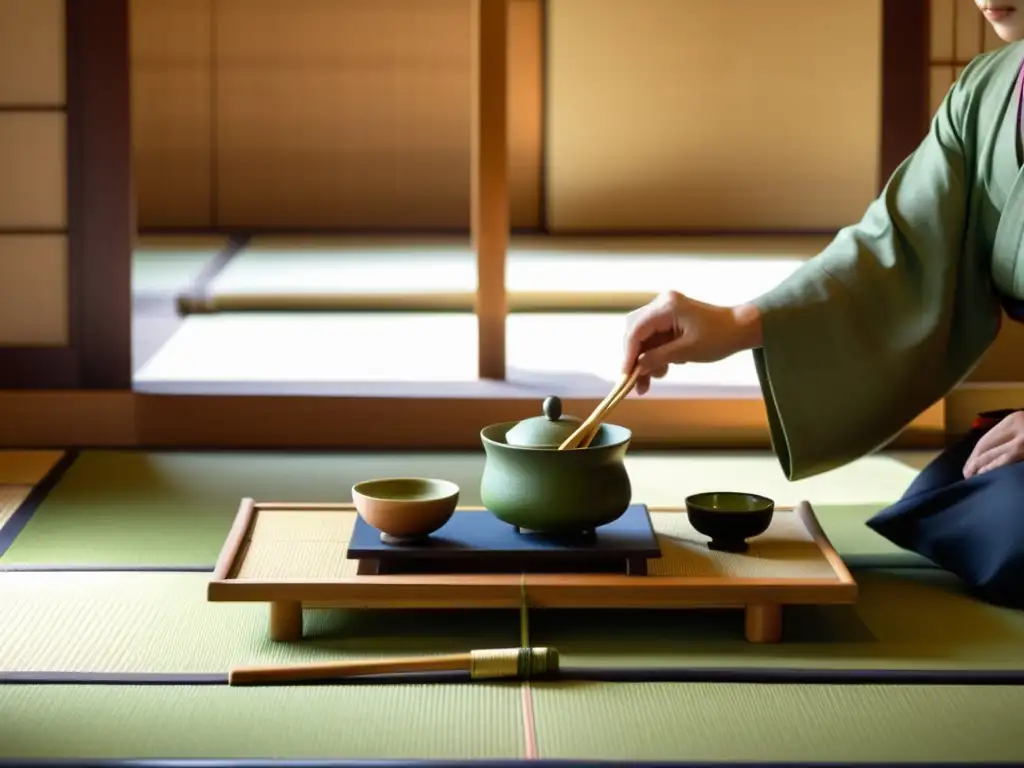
[135,314,478,383]
[133,312,759,387]
[133,235,824,388]
[209,236,816,307]
[132,237,227,294]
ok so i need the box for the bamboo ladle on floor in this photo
[229,647,559,686]
[558,365,641,451]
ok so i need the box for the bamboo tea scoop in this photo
[558,366,641,451]
[228,646,560,686]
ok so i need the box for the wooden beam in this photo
[471,0,509,380]
[0,388,947,451]
[879,0,930,190]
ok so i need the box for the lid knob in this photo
[542,395,562,421]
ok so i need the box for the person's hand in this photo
[621,291,763,395]
[963,411,1024,478]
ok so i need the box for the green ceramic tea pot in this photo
[480,396,632,535]
[504,396,582,449]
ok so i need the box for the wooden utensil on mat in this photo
[558,366,641,451]
[228,646,559,686]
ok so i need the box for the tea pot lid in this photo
[505,396,581,448]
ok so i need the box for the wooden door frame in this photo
[0,0,133,390]
[0,0,930,399]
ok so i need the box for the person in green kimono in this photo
[623,3,1024,484]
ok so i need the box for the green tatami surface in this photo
[531,567,1024,671]
[3,568,1023,675]
[2,682,1022,762]
[530,682,1024,762]
[0,449,926,567]
[1,447,1023,765]
[1,683,525,761]
[132,238,224,294]
[0,571,518,673]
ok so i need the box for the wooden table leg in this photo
[744,603,782,643]
[269,600,303,642]
[356,558,380,576]
[626,557,648,576]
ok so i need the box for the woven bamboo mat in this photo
[4,567,1024,675]
[530,567,1024,671]
[2,681,1022,762]
[531,682,1024,762]
[0,485,30,532]
[0,449,924,566]
[0,450,64,484]
[0,683,525,761]
[0,571,519,673]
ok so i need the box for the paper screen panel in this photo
[0,114,66,230]
[545,0,882,232]
[0,236,68,346]
[0,0,64,106]
[930,0,955,61]
[128,0,544,230]
[984,20,1006,51]
[929,66,956,116]
[954,0,984,61]
[213,0,471,229]
[130,0,214,229]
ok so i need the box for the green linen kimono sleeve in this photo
[752,49,1021,481]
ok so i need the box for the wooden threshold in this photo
[0,386,946,450]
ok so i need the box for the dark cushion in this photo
[866,410,1024,609]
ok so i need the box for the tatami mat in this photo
[804,503,923,565]
[4,682,1021,763]
[3,568,1023,675]
[0,571,519,673]
[0,450,925,566]
[0,451,63,534]
[0,486,30,531]
[530,568,1024,671]
[530,682,1024,762]
[133,236,226,295]
[0,450,63,484]
[204,235,817,311]
[1,683,524,760]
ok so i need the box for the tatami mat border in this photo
[0,565,214,572]
[0,451,79,559]
[0,556,941,573]
[9,762,1024,767]
[174,235,251,315]
[5,668,1024,686]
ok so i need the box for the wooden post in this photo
[471,0,509,380]
[879,0,929,192]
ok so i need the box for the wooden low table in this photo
[208,499,857,644]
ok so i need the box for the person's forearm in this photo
[730,302,764,351]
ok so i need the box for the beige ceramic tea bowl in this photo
[352,477,460,543]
